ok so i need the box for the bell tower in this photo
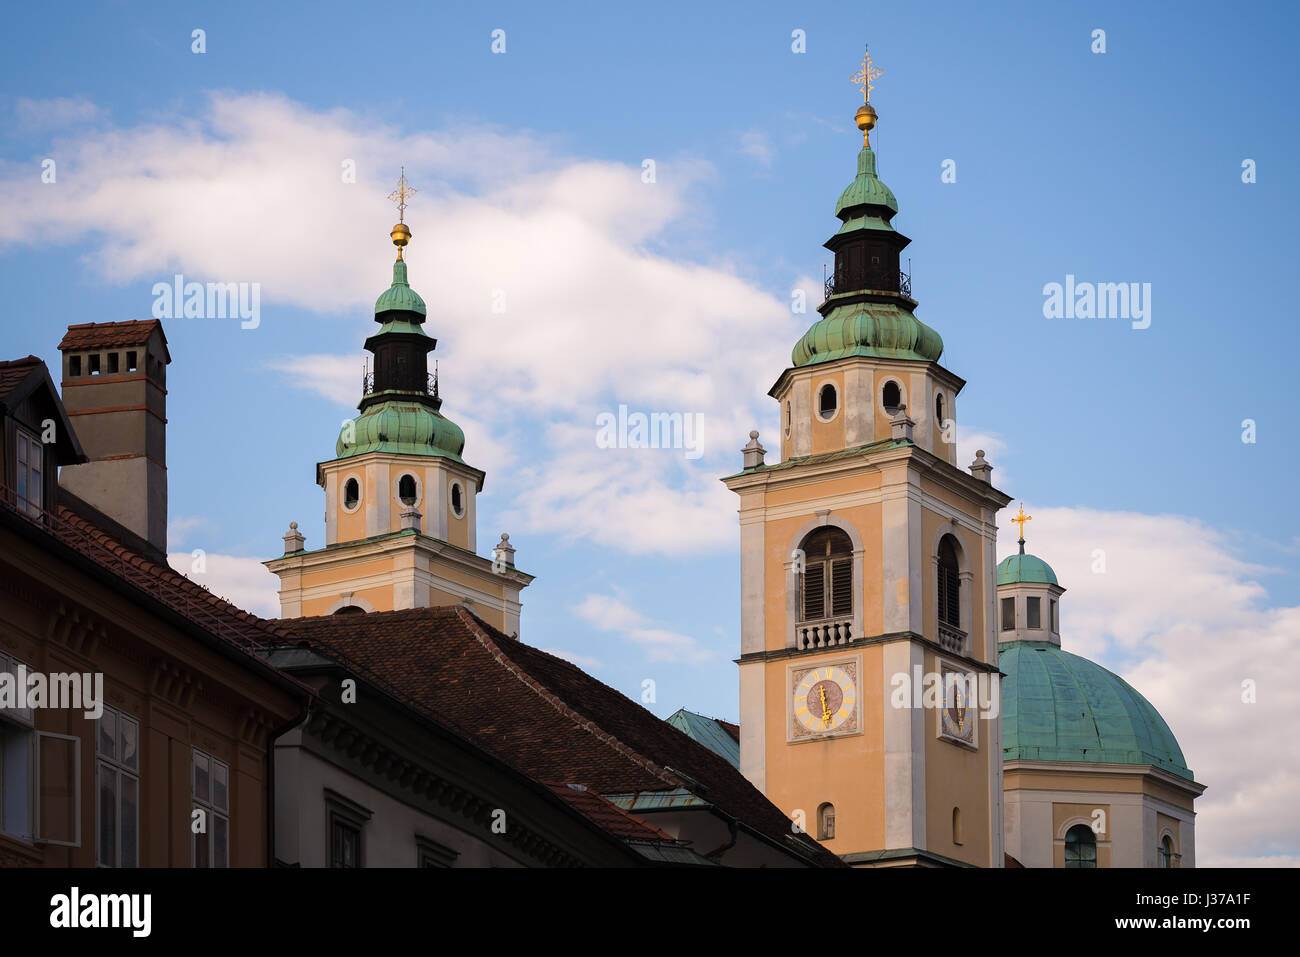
[723,54,1013,866]
[267,172,534,634]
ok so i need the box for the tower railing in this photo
[794,615,855,650]
[362,371,438,397]
[936,621,969,656]
[824,267,911,299]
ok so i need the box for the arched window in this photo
[937,534,961,628]
[952,807,963,845]
[817,802,835,841]
[817,384,838,420]
[1064,824,1097,868]
[882,380,901,415]
[332,605,365,615]
[398,473,417,506]
[1159,836,1174,868]
[799,527,853,622]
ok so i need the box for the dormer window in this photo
[15,427,42,517]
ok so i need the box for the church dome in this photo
[792,300,943,367]
[999,641,1193,780]
[374,259,427,317]
[835,146,898,218]
[998,552,1058,586]
[337,399,465,461]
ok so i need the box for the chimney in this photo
[57,320,170,553]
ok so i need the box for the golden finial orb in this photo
[850,46,884,147]
[387,167,418,261]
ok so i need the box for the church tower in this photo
[267,173,533,634]
[722,57,1013,866]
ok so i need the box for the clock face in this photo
[940,672,974,743]
[793,665,857,734]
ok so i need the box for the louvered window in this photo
[937,535,961,628]
[798,528,853,621]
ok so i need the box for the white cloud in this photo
[1004,506,1297,867]
[0,92,794,557]
[167,515,213,548]
[573,593,712,663]
[738,129,775,167]
[167,552,281,618]
[541,648,604,670]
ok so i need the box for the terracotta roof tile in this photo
[58,320,163,351]
[545,783,676,843]
[0,356,43,402]
[284,607,843,866]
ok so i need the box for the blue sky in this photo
[2,1,1298,865]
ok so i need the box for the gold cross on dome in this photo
[1011,505,1032,541]
[388,166,418,223]
[851,46,883,104]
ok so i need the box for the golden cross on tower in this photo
[1011,504,1032,542]
[387,166,418,224]
[850,45,883,104]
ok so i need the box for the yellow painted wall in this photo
[761,645,887,855]
[809,370,847,456]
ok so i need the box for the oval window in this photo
[398,473,417,506]
[882,381,901,415]
[935,393,945,424]
[343,477,360,510]
[450,481,464,517]
[818,384,838,420]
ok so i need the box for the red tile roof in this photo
[58,320,164,351]
[52,504,301,655]
[284,607,842,867]
[717,718,740,743]
[0,356,44,403]
[545,783,676,843]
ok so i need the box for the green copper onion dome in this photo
[791,101,943,368]
[374,259,426,317]
[999,641,1194,780]
[336,399,466,462]
[998,552,1059,586]
[793,301,943,366]
[834,147,898,218]
[332,191,467,464]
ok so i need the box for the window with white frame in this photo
[0,654,80,847]
[0,653,33,841]
[15,427,43,517]
[96,705,139,867]
[192,748,229,867]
